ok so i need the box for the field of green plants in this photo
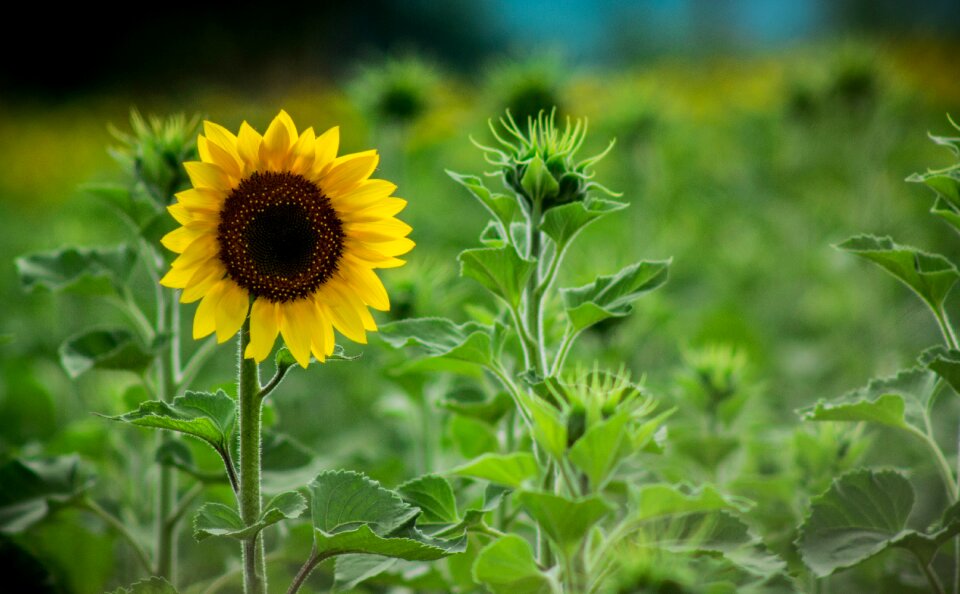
[3,40,960,593]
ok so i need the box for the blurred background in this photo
[3,0,960,591]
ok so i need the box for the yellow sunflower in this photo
[159,110,413,367]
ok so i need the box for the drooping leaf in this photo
[459,246,537,309]
[105,390,236,456]
[309,471,464,562]
[795,468,954,576]
[107,576,180,594]
[472,534,558,594]
[447,171,519,230]
[193,490,306,541]
[908,168,960,210]
[568,410,631,489]
[540,198,627,250]
[398,475,460,525]
[837,235,959,311]
[930,197,960,237]
[0,456,90,533]
[380,318,494,367]
[16,244,137,296]
[451,452,539,488]
[921,346,960,397]
[59,329,153,378]
[517,491,612,557]
[798,367,935,431]
[333,555,400,592]
[561,260,671,332]
[631,483,753,522]
[440,391,513,424]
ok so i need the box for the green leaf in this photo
[440,391,513,424]
[472,534,558,594]
[0,456,90,533]
[380,318,494,367]
[333,555,400,592]
[398,475,460,524]
[797,469,919,576]
[451,453,539,488]
[930,197,960,236]
[16,244,137,296]
[59,328,153,378]
[107,576,180,594]
[568,410,631,489]
[459,247,537,308]
[448,415,500,458]
[521,155,560,202]
[631,483,753,522]
[837,235,959,311]
[561,260,671,332]
[517,491,612,557]
[447,171,519,230]
[309,471,464,561]
[517,391,567,460]
[106,390,236,455]
[909,170,960,210]
[798,367,935,431]
[921,346,960,397]
[193,491,305,541]
[540,198,628,250]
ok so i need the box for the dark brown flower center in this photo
[217,171,344,302]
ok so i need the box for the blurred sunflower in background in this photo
[159,110,413,367]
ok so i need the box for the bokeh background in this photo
[3,1,960,591]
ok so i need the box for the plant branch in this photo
[165,482,204,531]
[82,498,153,575]
[238,318,267,594]
[286,546,324,594]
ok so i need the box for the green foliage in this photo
[107,577,179,594]
[451,452,540,488]
[560,260,671,332]
[16,245,137,296]
[0,456,89,533]
[517,491,612,557]
[193,491,305,541]
[59,328,153,378]
[473,534,559,594]
[459,246,537,308]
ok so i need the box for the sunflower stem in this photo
[238,319,267,594]
[155,282,179,583]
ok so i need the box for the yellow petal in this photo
[344,219,413,242]
[167,203,194,225]
[342,198,408,222]
[328,280,377,332]
[246,298,280,362]
[160,263,195,288]
[180,261,225,304]
[184,161,230,191]
[161,224,209,254]
[259,110,297,171]
[176,187,224,212]
[330,179,397,211]
[349,237,415,257]
[321,150,379,196]
[325,287,367,344]
[279,299,318,368]
[309,304,330,362]
[237,121,263,173]
[290,127,317,176]
[215,281,250,343]
[169,234,218,271]
[313,126,340,175]
[193,280,227,339]
[203,121,241,157]
[339,261,390,311]
[198,135,242,179]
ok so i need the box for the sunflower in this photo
[159,110,413,367]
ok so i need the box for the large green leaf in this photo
[798,367,935,431]
[0,456,89,533]
[448,415,500,458]
[451,453,539,488]
[459,247,537,308]
[517,390,567,460]
[837,235,959,311]
[795,468,960,576]
[560,260,671,332]
[540,198,627,250]
[309,471,465,562]
[517,491,612,557]
[193,490,306,541]
[379,318,494,367]
[106,390,236,456]
[447,171,519,230]
[472,534,558,594]
[59,328,153,378]
[398,475,460,525]
[568,410,631,489]
[16,244,137,296]
[631,483,753,522]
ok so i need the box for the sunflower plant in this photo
[377,111,791,593]
[14,111,471,594]
[792,118,960,593]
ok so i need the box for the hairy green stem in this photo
[238,320,266,594]
[82,498,153,574]
[286,545,323,594]
[155,284,178,582]
[524,201,548,376]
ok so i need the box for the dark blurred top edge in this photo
[2,0,959,102]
